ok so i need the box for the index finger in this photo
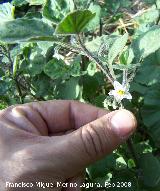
[1,100,109,135]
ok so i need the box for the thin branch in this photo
[128,68,137,83]
[99,18,103,36]
[4,47,24,104]
[14,78,24,104]
[77,34,114,84]
[119,18,128,34]
[122,69,128,86]
[6,46,13,67]
[20,78,46,101]
[127,138,139,168]
[29,36,82,53]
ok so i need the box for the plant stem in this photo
[20,79,46,101]
[99,18,103,36]
[29,37,82,53]
[77,35,139,170]
[155,2,160,25]
[4,46,24,104]
[127,138,139,168]
[77,34,114,84]
[14,78,24,104]
[122,69,128,86]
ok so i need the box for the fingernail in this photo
[111,109,137,139]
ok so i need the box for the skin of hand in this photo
[0,100,137,191]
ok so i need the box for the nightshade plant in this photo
[0,0,160,190]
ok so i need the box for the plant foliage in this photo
[0,0,160,190]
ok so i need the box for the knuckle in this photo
[102,118,118,153]
[81,122,105,158]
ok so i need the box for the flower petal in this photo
[124,92,132,100]
[124,84,130,91]
[108,90,116,96]
[113,81,123,90]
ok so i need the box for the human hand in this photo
[0,100,136,191]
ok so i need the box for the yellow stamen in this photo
[117,90,125,95]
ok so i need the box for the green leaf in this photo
[55,10,96,34]
[92,94,106,107]
[116,156,127,170]
[139,153,160,187]
[87,3,101,31]
[134,8,159,25]
[37,41,54,55]
[108,33,128,65]
[102,0,131,18]
[43,0,74,23]
[87,154,116,179]
[82,75,99,98]
[82,72,105,101]
[0,3,15,22]
[93,173,112,187]
[44,57,84,79]
[119,48,134,65]
[24,11,42,19]
[111,170,138,191]
[157,0,160,9]
[130,82,148,95]
[135,51,160,85]
[85,35,118,55]
[12,0,28,6]
[13,55,19,78]
[128,159,136,168]
[144,0,157,5]
[0,81,9,96]
[113,63,140,70]
[28,55,45,76]
[69,59,86,77]
[26,0,45,5]
[135,141,153,155]
[0,101,8,110]
[141,83,160,147]
[0,69,4,78]
[57,77,80,99]
[87,62,97,76]
[132,26,160,62]
[85,36,108,53]
[0,18,54,43]
[31,74,52,97]
[28,36,57,42]
[44,58,69,79]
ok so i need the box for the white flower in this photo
[108,81,132,102]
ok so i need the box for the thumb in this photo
[51,109,136,175]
